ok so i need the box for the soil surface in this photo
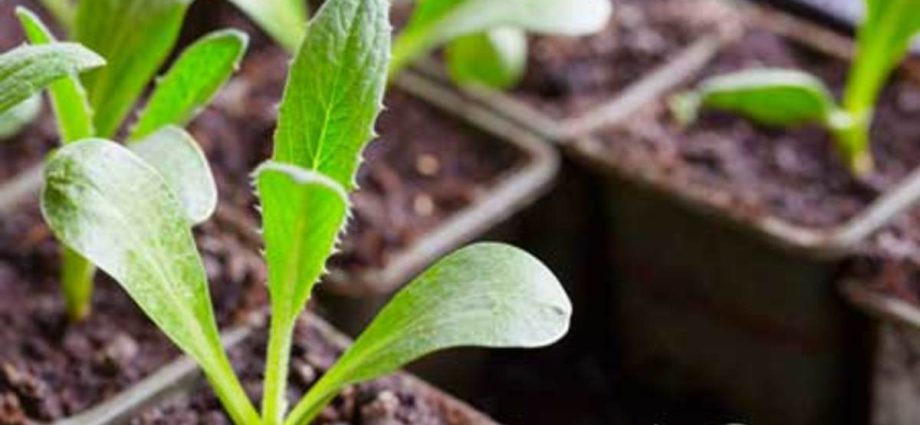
[131,316,481,425]
[512,0,741,119]
[596,25,920,230]
[189,3,525,277]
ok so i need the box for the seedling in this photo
[0,41,103,139]
[226,0,612,89]
[11,1,248,321]
[672,0,920,176]
[41,0,571,424]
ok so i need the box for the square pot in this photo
[566,5,920,425]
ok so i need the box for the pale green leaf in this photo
[446,28,527,89]
[286,243,572,424]
[130,29,248,141]
[40,139,259,424]
[16,6,96,143]
[38,0,76,32]
[391,0,612,74]
[272,0,390,190]
[75,0,193,137]
[678,69,840,128]
[0,42,104,113]
[129,126,217,224]
[0,96,42,141]
[224,0,307,53]
[257,162,349,423]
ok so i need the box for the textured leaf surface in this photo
[130,29,248,140]
[41,139,221,363]
[287,243,571,424]
[40,139,259,424]
[75,0,192,137]
[272,0,390,190]
[446,28,527,89]
[679,69,840,128]
[391,0,611,73]
[0,96,42,141]
[224,0,307,52]
[0,42,103,113]
[17,6,95,143]
[129,126,217,224]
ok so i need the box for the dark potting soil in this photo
[596,25,920,230]
[511,0,741,120]
[131,316,485,425]
[190,8,525,276]
[0,208,267,423]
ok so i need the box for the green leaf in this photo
[391,0,612,75]
[16,6,96,143]
[129,126,218,224]
[38,0,76,32]
[286,243,572,425]
[678,69,840,128]
[75,0,193,138]
[0,96,42,141]
[224,0,307,53]
[272,0,390,191]
[446,28,527,89]
[0,42,104,114]
[256,162,349,424]
[130,29,249,141]
[40,139,259,425]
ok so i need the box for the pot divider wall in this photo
[563,5,920,425]
[842,279,920,425]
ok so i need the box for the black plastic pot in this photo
[564,7,920,425]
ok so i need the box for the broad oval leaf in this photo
[41,139,222,364]
[391,0,612,74]
[75,0,193,137]
[286,242,571,424]
[224,0,307,53]
[16,6,96,143]
[129,126,218,224]
[0,96,42,141]
[446,28,527,89]
[0,42,104,113]
[40,138,260,424]
[130,29,249,141]
[680,69,839,128]
[272,0,390,191]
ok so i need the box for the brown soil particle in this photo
[513,0,741,119]
[193,24,524,276]
[131,317,472,425]
[596,26,920,229]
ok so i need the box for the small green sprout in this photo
[41,0,572,424]
[12,1,248,321]
[0,41,103,139]
[226,0,612,89]
[673,0,920,176]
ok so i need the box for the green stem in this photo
[283,382,339,425]
[61,246,95,321]
[201,352,263,425]
[262,314,296,425]
[389,31,428,81]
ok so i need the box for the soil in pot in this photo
[188,3,528,280]
[510,0,741,120]
[593,24,920,230]
[0,215,267,423]
[131,315,489,425]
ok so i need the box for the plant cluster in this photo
[3,0,248,321]
[673,0,920,176]
[40,1,572,425]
